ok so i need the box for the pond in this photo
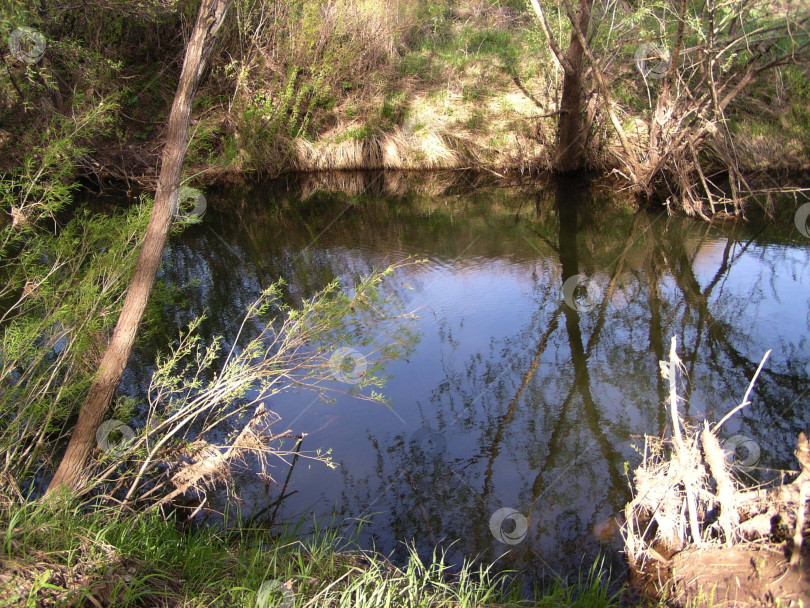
[127,171,810,587]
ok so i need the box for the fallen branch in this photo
[624,338,808,572]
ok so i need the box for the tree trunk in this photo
[46,0,232,495]
[555,0,595,172]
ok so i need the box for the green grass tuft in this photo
[0,495,622,608]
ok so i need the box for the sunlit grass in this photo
[0,495,623,607]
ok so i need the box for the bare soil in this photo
[669,545,810,607]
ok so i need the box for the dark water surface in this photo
[133,173,810,585]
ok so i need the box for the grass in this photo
[724,64,810,170]
[332,125,374,142]
[0,494,623,608]
[464,109,488,132]
[3,0,810,603]
[399,53,442,82]
[2,0,808,185]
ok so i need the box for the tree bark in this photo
[528,0,594,173]
[560,0,637,177]
[46,0,232,495]
[555,0,594,172]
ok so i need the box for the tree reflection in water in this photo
[131,171,810,588]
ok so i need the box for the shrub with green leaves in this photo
[0,201,151,490]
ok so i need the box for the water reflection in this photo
[133,172,810,586]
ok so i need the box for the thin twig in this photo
[713,349,771,433]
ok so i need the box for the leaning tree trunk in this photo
[46,0,232,495]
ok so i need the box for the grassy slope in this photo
[2,1,808,183]
[288,2,556,172]
[229,0,810,179]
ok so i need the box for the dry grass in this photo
[294,129,462,171]
[317,0,417,63]
[212,0,563,176]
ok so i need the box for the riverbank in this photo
[0,492,622,607]
[3,1,809,212]
[3,3,810,605]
